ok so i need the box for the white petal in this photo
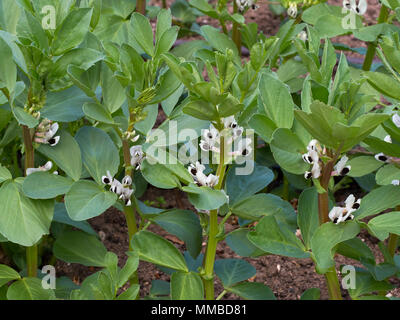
[311,162,321,179]
[345,194,355,210]
[384,135,392,143]
[43,161,53,171]
[26,168,40,176]
[392,179,400,186]
[122,175,132,186]
[334,155,348,172]
[49,136,60,146]
[393,114,400,128]
[356,0,367,14]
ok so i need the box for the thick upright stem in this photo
[122,140,139,289]
[362,5,390,71]
[317,161,342,300]
[388,234,398,257]
[23,125,37,277]
[203,136,226,300]
[136,0,146,15]
[232,1,241,53]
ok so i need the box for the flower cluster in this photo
[302,139,351,179]
[130,145,145,170]
[328,194,361,224]
[26,161,58,176]
[373,114,400,164]
[188,162,219,188]
[236,0,258,12]
[287,2,298,18]
[200,116,252,159]
[343,0,367,15]
[34,119,60,147]
[102,171,134,206]
[122,129,140,144]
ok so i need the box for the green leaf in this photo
[52,8,93,56]
[53,230,108,267]
[270,128,308,175]
[21,9,49,52]
[347,156,383,177]
[310,221,360,273]
[170,272,204,300]
[0,264,20,286]
[231,193,297,230]
[297,187,320,250]
[140,159,181,189]
[130,13,154,56]
[0,165,12,183]
[214,259,256,287]
[226,282,276,300]
[336,238,375,264]
[117,284,140,300]
[355,185,400,219]
[183,99,218,121]
[226,163,274,205]
[75,126,120,185]
[0,179,54,246]
[83,102,114,124]
[7,278,55,300]
[225,229,266,257]
[53,202,97,236]
[22,172,73,199]
[12,107,38,128]
[132,231,188,272]
[38,131,82,181]
[348,269,393,299]
[118,252,139,288]
[0,36,16,93]
[376,164,400,185]
[248,215,309,258]
[364,71,400,100]
[101,64,126,113]
[151,209,202,259]
[259,73,294,128]
[201,25,239,60]
[248,114,277,143]
[182,184,228,211]
[300,288,321,300]
[41,86,92,122]
[368,211,400,241]
[65,180,117,221]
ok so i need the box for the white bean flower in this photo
[122,175,132,186]
[333,155,351,176]
[297,31,307,41]
[236,0,257,12]
[287,2,297,18]
[375,152,390,163]
[343,0,367,15]
[101,170,114,185]
[384,135,392,143]
[188,161,219,188]
[119,187,134,206]
[34,120,60,146]
[392,114,400,128]
[302,140,321,179]
[130,145,145,170]
[26,161,53,176]
[392,179,400,186]
[329,194,361,224]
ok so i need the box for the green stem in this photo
[388,234,398,257]
[362,5,390,71]
[232,1,241,53]
[203,135,226,300]
[216,289,227,300]
[162,0,167,9]
[317,160,342,300]
[325,266,342,300]
[23,125,37,277]
[136,0,146,15]
[122,140,140,293]
[282,175,289,201]
[26,245,38,278]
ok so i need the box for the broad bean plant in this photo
[0,0,399,300]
